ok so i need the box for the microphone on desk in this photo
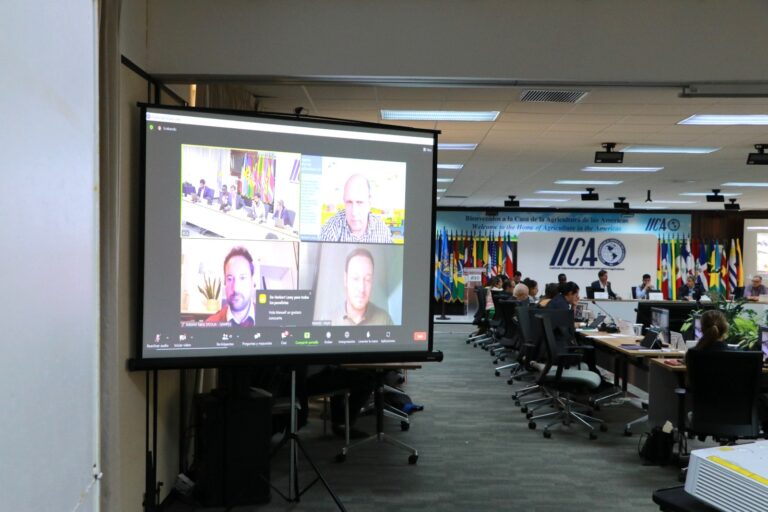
[590,300,619,333]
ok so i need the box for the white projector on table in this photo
[685,441,768,511]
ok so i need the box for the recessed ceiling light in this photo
[555,180,623,185]
[679,115,768,125]
[722,182,768,187]
[381,110,499,121]
[642,206,667,210]
[582,166,663,173]
[436,188,447,193]
[437,178,454,183]
[746,226,768,230]
[622,145,720,154]
[437,143,478,151]
[648,200,698,204]
[437,163,464,170]
[680,192,741,197]
[535,190,584,195]
[436,196,442,201]
[519,198,570,202]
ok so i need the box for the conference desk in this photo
[580,331,684,433]
[648,357,768,429]
[181,198,299,241]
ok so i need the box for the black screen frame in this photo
[128,103,442,370]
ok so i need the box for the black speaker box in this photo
[194,391,272,507]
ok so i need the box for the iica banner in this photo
[437,210,691,238]
[518,232,658,298]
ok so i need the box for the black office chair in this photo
[678,350,763,444]
[468,287,493,346]
[631,287,638,299]
[585,286,595,299]
[493,298,523,373]
[527,313,606,439]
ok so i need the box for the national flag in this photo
[684,238,694,277]
[670,238,678,300]
[728,239,737,297]
[437,227,453,301]
[720,242,728,295]
[656,238,663,291]
[488,235,497,277]
[482,237,490,280]
[497,234,504,276]
[661,239,670,299]
[504,235,515,277]
[736,238,744,288]
[698,239,709,291]
[709,242,719,291]
[455,255,465,303]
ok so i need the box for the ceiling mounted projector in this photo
[613,197,630,210]
[581,187,600,201]
[724,198,741,210]
[504,195,520,207]
[706,189,725,203]
[747,144,768,165]
[595,142,624,164]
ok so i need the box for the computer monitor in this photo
[574,302,587,322]
[651,307,670,345]
[760,326,768,362]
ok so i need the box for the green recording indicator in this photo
[149,124,154,130]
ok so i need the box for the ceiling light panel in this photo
[555,180,623,185]
[582,166,663,173]
[535,190,584,195]
[519,198,570,202]
[679,115,768,125]
[722,182,768,187]
[436,178,454,183]
[437,164,464,170]
[679,192,741,197]
[381,110,499,121]
[437,143,478,151]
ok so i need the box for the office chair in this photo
[284,209,296,228]
[527,313,606,439]
[493,299,523,374]
[631,287,638,299]
[677,350,763,446]
[467,287,493,345]
[585,286,595,299]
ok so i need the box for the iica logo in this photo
[645,218,680,232]
[550,237,626,268]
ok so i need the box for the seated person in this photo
[334,248,393,325]
[218,185,231,212]
[247,193,269,222]
[512,270,522,285]
[678,275,704,301]
[303,365,376,439]
[635,273,654,299]
[485,276,503,318]
[230,185,243,210]
[205,247,256,326]
[689,309,729,352]
[548,281,580,311]
[557,273,567,285]
[319,174,393,243]
[522,278,538,303]
[272,199,292,227]
[501,279,514,294]
[591,269,618,299]
[744,275,768,301]
[512,283,529,302]
[538,283,559,308]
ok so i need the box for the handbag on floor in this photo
[638,426,674,465]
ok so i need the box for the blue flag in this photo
[438,227,453,301]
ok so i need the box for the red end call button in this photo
[413,331,427,341]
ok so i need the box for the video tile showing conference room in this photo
[180,144,302,242]
[298,242,404,327]
[298,155,406,245]
[179,238,304,328]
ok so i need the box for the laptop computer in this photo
[586,315,606,330]
[640,327,662,350]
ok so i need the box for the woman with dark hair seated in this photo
[538,283,560,308]
[522,278,538,303]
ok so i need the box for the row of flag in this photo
[240,151,277,204]
[656,237,744,300]
[434,229,517,302]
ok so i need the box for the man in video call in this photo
[206,247,256,326]
[320,174,393,243]
[248,193,269,223]
[335,248,393,325]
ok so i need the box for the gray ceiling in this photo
[246,83,768,211]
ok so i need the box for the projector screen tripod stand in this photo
[269,369,347,511]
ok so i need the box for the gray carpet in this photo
[250,326,681,511]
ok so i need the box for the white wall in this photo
[0,1,99,511]
[147,0,768,83]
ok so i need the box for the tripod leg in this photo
[294,436,348,512]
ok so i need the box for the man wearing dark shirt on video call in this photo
[320,174,393,243]
[206,247,256,326]
[334,248,392,326]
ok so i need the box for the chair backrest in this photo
[631,287,638,299]
[473,286,488,324]
[284,209,296,227]
[585,286,595,299]
[536,312,576,381]
[685,349,762,439]
[496,298,520,344]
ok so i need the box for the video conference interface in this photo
[141,107,436,360]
